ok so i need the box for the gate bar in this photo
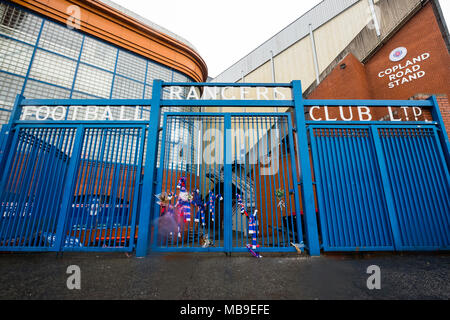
[224,114,233,253]
[162,82,293,87]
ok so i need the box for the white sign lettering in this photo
[167,86,288,100]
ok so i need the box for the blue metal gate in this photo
[153,113,304,253]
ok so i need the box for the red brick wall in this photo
[365,3,450,100]
[307,54,372,121]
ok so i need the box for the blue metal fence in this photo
[0,80,449,256]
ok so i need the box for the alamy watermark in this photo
[66,265,81,290]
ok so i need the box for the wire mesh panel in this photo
[310,127,395,251]
[62,126,145,251]
[378,127,450,250]
[154,115,225,251]
[230,115,303,251]
[0,126,76,251]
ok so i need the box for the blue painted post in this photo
[0,94,24,174]
[291,81,321,256]
[429,95,450,168]
[136,80,163,257]
[370,126,403,250]
[224,114,232,253]
[286,113,305,245]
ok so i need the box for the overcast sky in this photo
[111,0,449,79]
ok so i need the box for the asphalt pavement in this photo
[0,251,448,300]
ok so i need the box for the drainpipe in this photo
[309,23,320,85]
